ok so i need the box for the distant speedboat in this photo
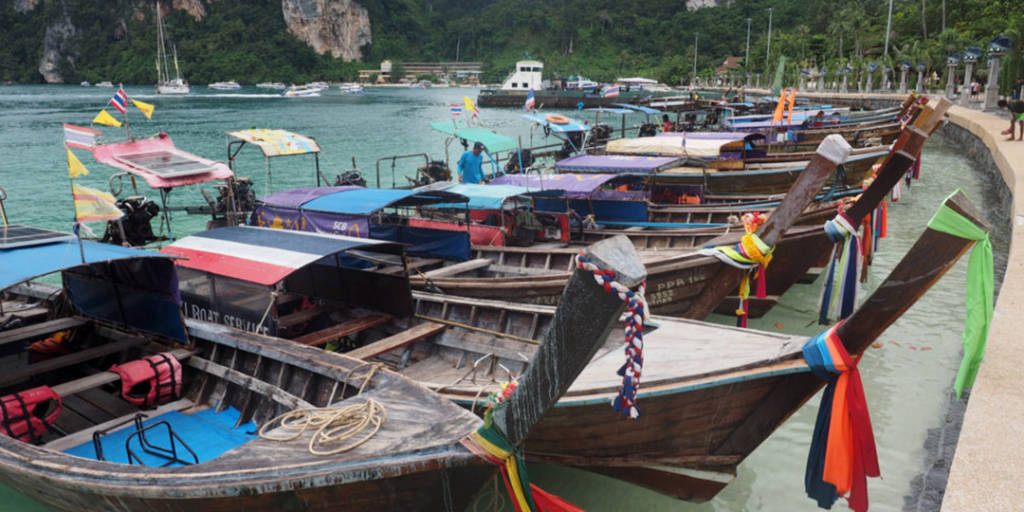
[257,82,286,90]
[282,85,321,97]
[209,81,241,91]
[306,81,329,91]
[338,83,364,94]
[80,81,90,87]
[95,81,114,88]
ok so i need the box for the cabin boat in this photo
[208,81,241,91]
[0,225,641,511]
[477,60,666,109]
[282,85,321,98]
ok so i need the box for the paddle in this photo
[492,235,646,444]
[713,190,989,457]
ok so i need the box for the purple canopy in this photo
[555,154,681,174]
[490,173,645,198]
[258,186,362,207]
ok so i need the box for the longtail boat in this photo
[154,186,987,504]
[0,224,644,510]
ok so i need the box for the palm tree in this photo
[827,14,852,60]
[922,0,928,40]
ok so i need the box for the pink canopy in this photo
[92,133,233,189]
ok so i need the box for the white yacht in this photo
[154,1,189,95]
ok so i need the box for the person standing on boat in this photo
[661,114,674,133]
[458,142,486,183]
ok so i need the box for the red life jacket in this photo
[110,352,183,407]
[0,386,61,443]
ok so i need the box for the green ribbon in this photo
[926,191,993,398]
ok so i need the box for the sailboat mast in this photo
[172,44,181,80]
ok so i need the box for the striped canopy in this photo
[227,129,321,157]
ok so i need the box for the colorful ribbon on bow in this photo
[802,323,880,512]
[699,213,772,327]
[818,210,861,324]
[926,192,994,398]
[575,253,648,419]
[462,415,583,512]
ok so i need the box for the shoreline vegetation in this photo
[2,1,1022,93]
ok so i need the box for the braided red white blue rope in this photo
[575,253,649,419]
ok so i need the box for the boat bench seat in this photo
[293,313,393,347]
[42,398,196,453]
[0,316,86,347]
[345,321,446,360]
[0,329,150,388]
[50,348,193,399]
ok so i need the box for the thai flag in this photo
[109,88,128,114]
[450,104,462,116]
[602,86,620,98]
[523,89,536,111]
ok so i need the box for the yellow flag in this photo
[67,148,89,178]
[93,109,122,127]
[72,183,123,223]
[132,99,154,119]
[463,96,479,117]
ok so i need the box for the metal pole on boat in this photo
[766,7,773,71]
[491,235,647,444]
[120,83,130,138]
[745,18,752,76]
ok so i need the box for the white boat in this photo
[95,81,114,88]
[209,81,241,90]
[282,85,321,97]
[338,83,364,94]
[305,81,329,91]
[79,81,90,87]
[154,1,189,95]
[256,82,286,90]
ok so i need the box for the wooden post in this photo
[492,235,646,445]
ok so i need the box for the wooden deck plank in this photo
[346,322,446,360]
[420,258,493,278]
[292,313,393,347]
[0,317,87,347]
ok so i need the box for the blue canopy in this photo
[521,113,588,133]
[299,188,468,215]
[1,235,187,342]
[612,103,663,115]
[433,184,564,210]
[1,238,173,291]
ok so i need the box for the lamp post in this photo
[899,61,911,94]
[960,47,981,106]
[915,62,926,93]
[984,36,1010,110]
[765,7,773,71]
[945,53,959,99]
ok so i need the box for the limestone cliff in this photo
[14,0,40,13]
[686,0,732,11]
[38,14,76,83]
[281,0,371,62]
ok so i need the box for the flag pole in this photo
[66,166,86,264]
[121,84,131,138]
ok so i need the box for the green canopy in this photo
[430,120,520,154]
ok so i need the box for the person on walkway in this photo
[661,114,674,133]
[998,99,1024,141]
[458,141,486,183]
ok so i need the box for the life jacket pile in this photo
[109,352,183,407]
[0,386,61,443]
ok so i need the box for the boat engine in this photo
[504,149,534,174]
[102,196,160,247]
[215,177,256,216]
[410,161,451,186]
[638,122,659,137]
[334,170,367,187]
[590,124,613,145]
[555,131,586,160]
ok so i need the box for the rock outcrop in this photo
[38,14,77,83]
[282,0,371,62]
[169,0,207,21]
[14,0,40,14]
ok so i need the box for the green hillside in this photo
[3,0,1022,93]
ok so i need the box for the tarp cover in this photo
[430,120,519,153]
[1,238,173,291]
[226,129,321,156]
[555,154,681,173]
[92,133,233,189]
[161,226,402,286]
[258,186,361,208]
[607,132,758,157]
[489,173,644,199]
[612,103,663,115]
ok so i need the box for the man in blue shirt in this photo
[458,142,486,184]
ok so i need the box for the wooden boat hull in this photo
[652,151,881,195]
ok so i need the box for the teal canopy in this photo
[430,120,520,154]
[432,183,564,210]
[521,113,588,133]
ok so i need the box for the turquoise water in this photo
[0,85,1010,511]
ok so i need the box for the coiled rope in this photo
[258,363,387,455]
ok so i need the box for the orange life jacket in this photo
[0,386,61,443]
[110,352,183,407]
